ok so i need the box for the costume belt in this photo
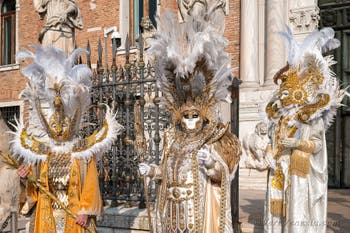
[167,185,194,202]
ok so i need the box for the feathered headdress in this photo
[10,46,123,164]
[16,46,93,140]
[266,26,348,129]
[147,12,233,124]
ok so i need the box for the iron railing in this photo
[84,35,170,207]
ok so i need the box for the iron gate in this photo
[84,36,170,206]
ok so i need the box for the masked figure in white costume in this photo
[261,27,348,233]
[138,12,241,233]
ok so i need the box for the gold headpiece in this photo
[265,27,346,127]
[274,63,324,107]
[48,84,72,142]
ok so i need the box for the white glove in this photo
[198,145,214,167]
[265,152,276,170]
[280,138,300,148]
[138,163,150,176]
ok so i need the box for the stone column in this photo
[258,0,265,85]
[119,0,130,48]
[264,0,288,86]
[240,0,259,88]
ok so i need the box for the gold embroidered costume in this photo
[261,27,348,233]
[139,12,241,233]
[11,46,123,233]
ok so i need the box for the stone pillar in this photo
[119,0,130,48]
[258,0,265,85]
[240,0,259,88]
[264,0,288,86]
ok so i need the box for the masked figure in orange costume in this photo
[13,46,123,233]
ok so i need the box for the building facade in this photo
[0,0,240,131]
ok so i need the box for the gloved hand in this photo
[198,145,214,167]
[280,137,300,148]
[265,152,276,170]
[138,163,150,176]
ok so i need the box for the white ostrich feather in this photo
[16,46,92,137]
[11,46,124,163]
[72,105,124,161]
[278,26,340,68]
[9,105,123,164]
[8,118,47,164]
[147,11,233,113]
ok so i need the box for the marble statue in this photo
[34,0,83,54]
[177,0,229,34]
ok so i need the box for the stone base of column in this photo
[240,81,259,90]
[261,79,277,90]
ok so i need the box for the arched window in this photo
[1,0,16,65]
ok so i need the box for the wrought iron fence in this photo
[84,36,170,207]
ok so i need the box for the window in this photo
[149,0,157,28]
[1,0,16,65]
[133,0,144,42]
[131,0,157,44]
[0,105,19,131]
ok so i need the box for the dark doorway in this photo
[319,0,350,188]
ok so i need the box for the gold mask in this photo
[276,66,323,107]
[48,84,72,142]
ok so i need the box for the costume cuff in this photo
[297,140,316,153]
[148,164,162,180]
[205,162,223,183]
[77,208,101,216]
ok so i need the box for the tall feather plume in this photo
[147,11,233,120]
[16,46,92,136]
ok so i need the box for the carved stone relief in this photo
[242,122,270,163]
[289,6,320,34]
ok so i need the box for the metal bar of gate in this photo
[11,211,18,233]
[231,77,242,232]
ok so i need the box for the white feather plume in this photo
[147,11,233,115]
[17,46,92,136]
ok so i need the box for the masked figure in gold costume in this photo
[259,27,348,233]
[138,12,241,233]
[13,46,123,233]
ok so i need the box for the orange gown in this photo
[27,157,102,233]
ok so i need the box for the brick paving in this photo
[239,189,350,233]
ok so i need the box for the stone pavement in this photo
[239,189,350,233]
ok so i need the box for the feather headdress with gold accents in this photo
[10,46,123,164]
[147,12,233,124]
[265,27,348,129]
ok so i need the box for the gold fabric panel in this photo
[270,199,286,217]
[290,149,311,178]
